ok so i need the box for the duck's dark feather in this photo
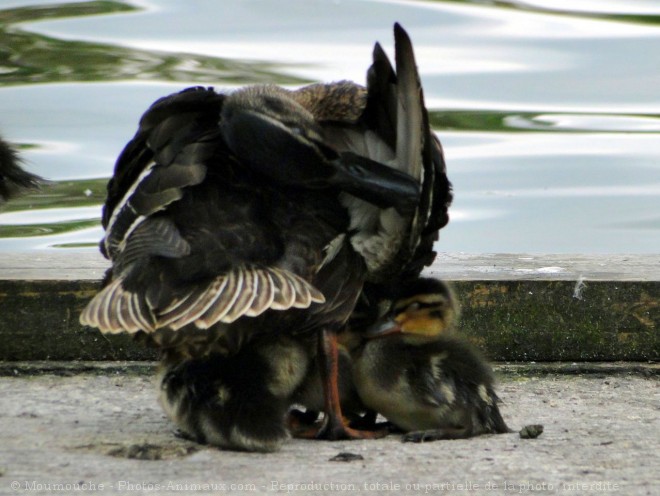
[295,24,451,282]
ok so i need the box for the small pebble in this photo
[107,443,162,460]
[519,424,544,439]
[329,452,364,462]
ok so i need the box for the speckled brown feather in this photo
[292,82,367,124]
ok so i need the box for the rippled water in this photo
[1,0,659,254]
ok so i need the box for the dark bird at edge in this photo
[0,136,42,203]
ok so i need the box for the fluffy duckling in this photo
[351,278,511,441]
[0,135,41,203]
[159,336,310,452]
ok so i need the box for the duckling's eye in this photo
[406,302,420,312]
[377,300,392,318]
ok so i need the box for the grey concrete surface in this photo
[2,252,659,281]
[0,364,657,495]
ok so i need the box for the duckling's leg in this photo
[310,329,388,440]
[405,411,512,442]
[403,427,473,443]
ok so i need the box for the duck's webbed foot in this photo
[289,410,387,439]
[320,412,390,440]
[292,413,388,441]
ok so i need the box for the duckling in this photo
[80,23,451,448]
[0,135,41,203]
[350,278,511,441]
[159,335,310,452]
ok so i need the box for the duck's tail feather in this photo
[393,22,424,187]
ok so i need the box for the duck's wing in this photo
[220,85,420,216]
[101,86,219,260]
[0,136,42,202]
[82,86,324,336]
[81,263,324,334]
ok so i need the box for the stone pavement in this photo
[0,363,657,495]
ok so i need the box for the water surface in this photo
[1,0,659,253]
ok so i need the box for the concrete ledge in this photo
[0,252,658,361]
[2,251,660,281]
[0,360,657,377]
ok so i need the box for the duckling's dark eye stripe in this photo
[394,295,446,312]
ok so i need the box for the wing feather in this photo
[158,286,210,331]
[267,268,296,310]
[193,268,244,327]
[103,280,124,332]
[80,278,156,333]
[81,266,325,336]
[222,267,259,323]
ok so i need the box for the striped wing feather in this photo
[79,266,325,334]
[82,86,328,339]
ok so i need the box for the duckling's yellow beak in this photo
[363,316,402,339]
[368,309,450,339]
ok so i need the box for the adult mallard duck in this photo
[0,135,41,203]
[80,24,451,450]
[350,277,511,441]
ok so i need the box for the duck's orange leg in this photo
[295,328,387,440]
